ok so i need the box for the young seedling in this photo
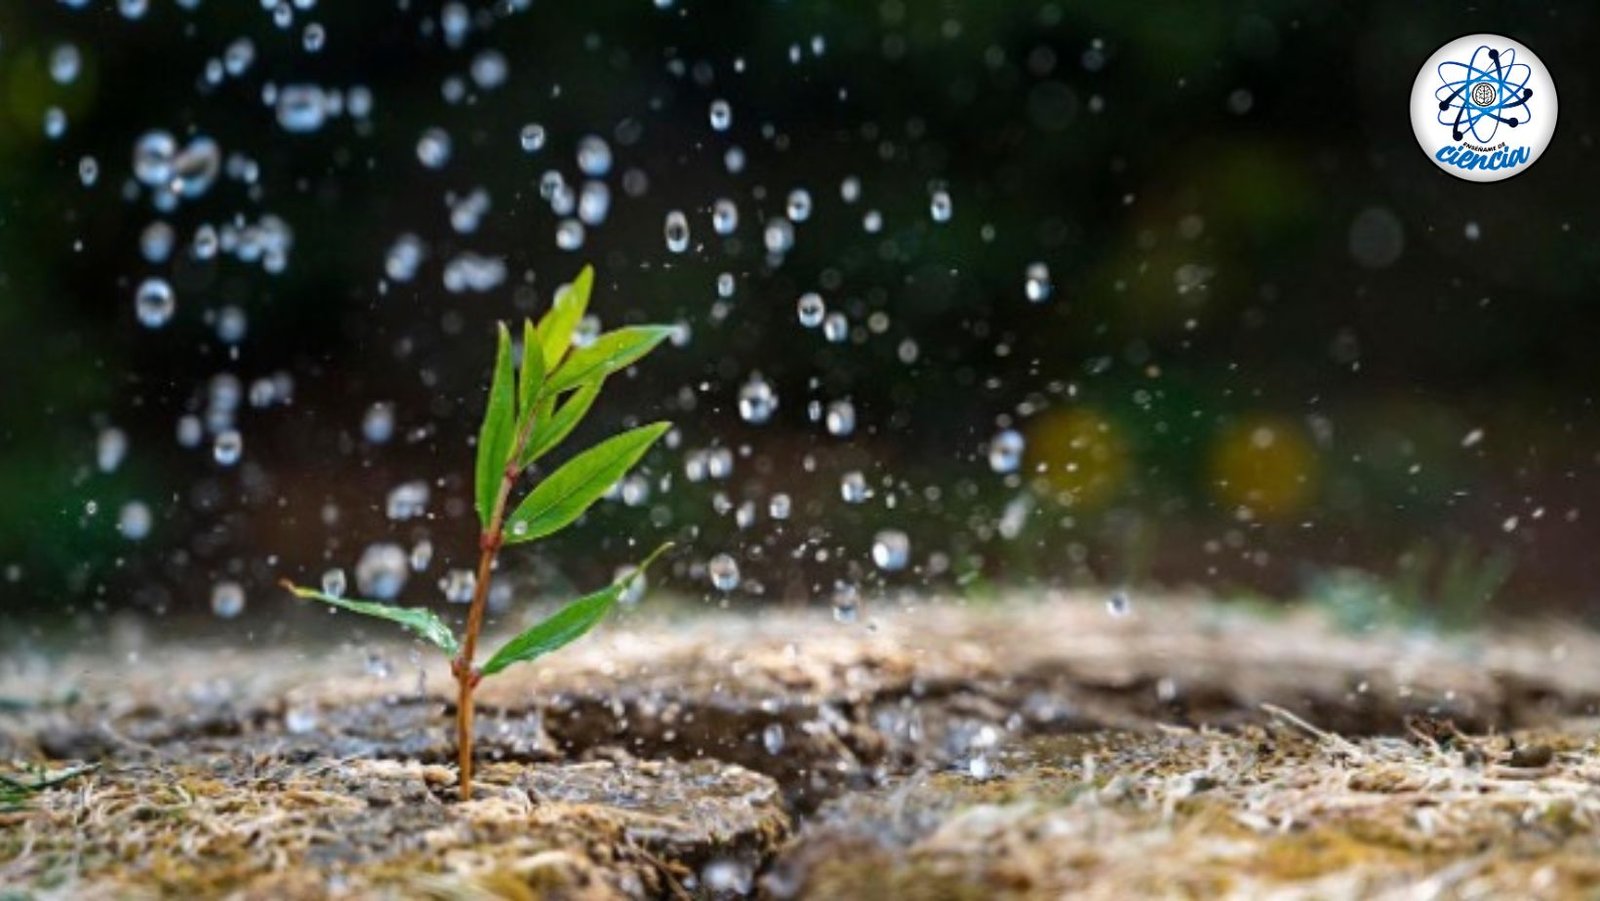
[281,264,673,801]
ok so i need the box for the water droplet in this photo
[416,127,452,169]
[768,493,792,520]
[555,218,586,251]
[839,471,870,504]
[764,218,795,254]
[576,135,612,176]
[134,130,177,186]
[356,543,409,599]
[134,277,176,328]
[1106,590,1131,617]
[871,530,910,571]
[409,540,434,572]
[716,272,736,298]
[796,292,826,328]
[840,175,861,203]
[988,429,1025,474]
[825,400,855,437]
[712,198,739,235]
[275,84,328,133]
[211,581,245,619]
[519,122,546,153]
[320,568,347,597]
[822,312,849,343]
[439,568,476,603]
[301,22,326,53]
[738,374,778,424]
[211,429,243,466]
[97,427,128,473]
[708,98,732,131]
[362,402,396,443]
[762,723,786,754]
[831,582,860,622]
[664,210,691,253]
[385,480,430,520]
[78,155,98,187]
[118,501,152,540]
[786,188,813,222]
[49,44,81,85]
[930,189,952,222]
[284,705,319,735]
[708,553,741,591]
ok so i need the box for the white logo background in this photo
[1410,34,1557,183]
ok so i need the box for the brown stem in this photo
[453,401,543,802]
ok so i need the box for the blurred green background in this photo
[2,0,1598,628]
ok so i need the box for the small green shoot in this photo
[281,264,673,801]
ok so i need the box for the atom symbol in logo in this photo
[1436,45,1533,142]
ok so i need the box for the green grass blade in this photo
[542,325,674,398]
[504,422,671,544]
[474,323,517,527]
[518,319,546,421]
[535,264,594,369]
[282,581,460,657]
[480,543,671,677]
[520,378,603,466]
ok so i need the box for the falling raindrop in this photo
[831,582,861,622]
[439,568,476,603]
[709,553,741,591]
[385,480,430,520]
[118,501,152,540]
[1107,590,1131,617]
[356,543,409,599]
[519,122,546,153]
[871,530,910,571]
[212,429,243,466]
[712,198,739,235]
[822,312,849,343]
[768,493,792,520]
[321,568,347,598]
[211,581,245,619]
[664,210,691,253]
[825,399,855,437]
[78,156,98,186]
[134,277,176,328]
[764,218,795,254]
[1025,262,1054,302]
[840,471,870,504]
[762,723,786,755]
[409,540,434,572]
[930,189,952,222]
[786,188,813,222]
[708,98,732,131]
[97,427,128,473]
[576,135,612,176]
[737,374,778,424]
[716,272,736,298]
[796,292,826,328]
[416,127,452,169]
[988,429,1025,474]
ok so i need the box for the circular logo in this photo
[1410,34,1557,182]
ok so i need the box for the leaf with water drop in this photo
[281,581,460,657]
[503,422,671,543]
[520,377,603,466]
[479,543,670,676]
[474,323,517,527]
[534,264,593,368]
[518,319,545,421]
[542,325,674,398]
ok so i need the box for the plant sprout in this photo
[281,264,673,801]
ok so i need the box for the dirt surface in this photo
[3,596,1599,898]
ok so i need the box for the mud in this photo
[3,596,1598,897]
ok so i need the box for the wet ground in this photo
[3,596,1599,898]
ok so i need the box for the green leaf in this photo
[474,323,516,527]
[480,543,671,677]
[282,581,460,657]
[504,421,671,544]
[542,326,674,398]
[518,319,546,420]
[520,378,603,466]
[535,265,594,369]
